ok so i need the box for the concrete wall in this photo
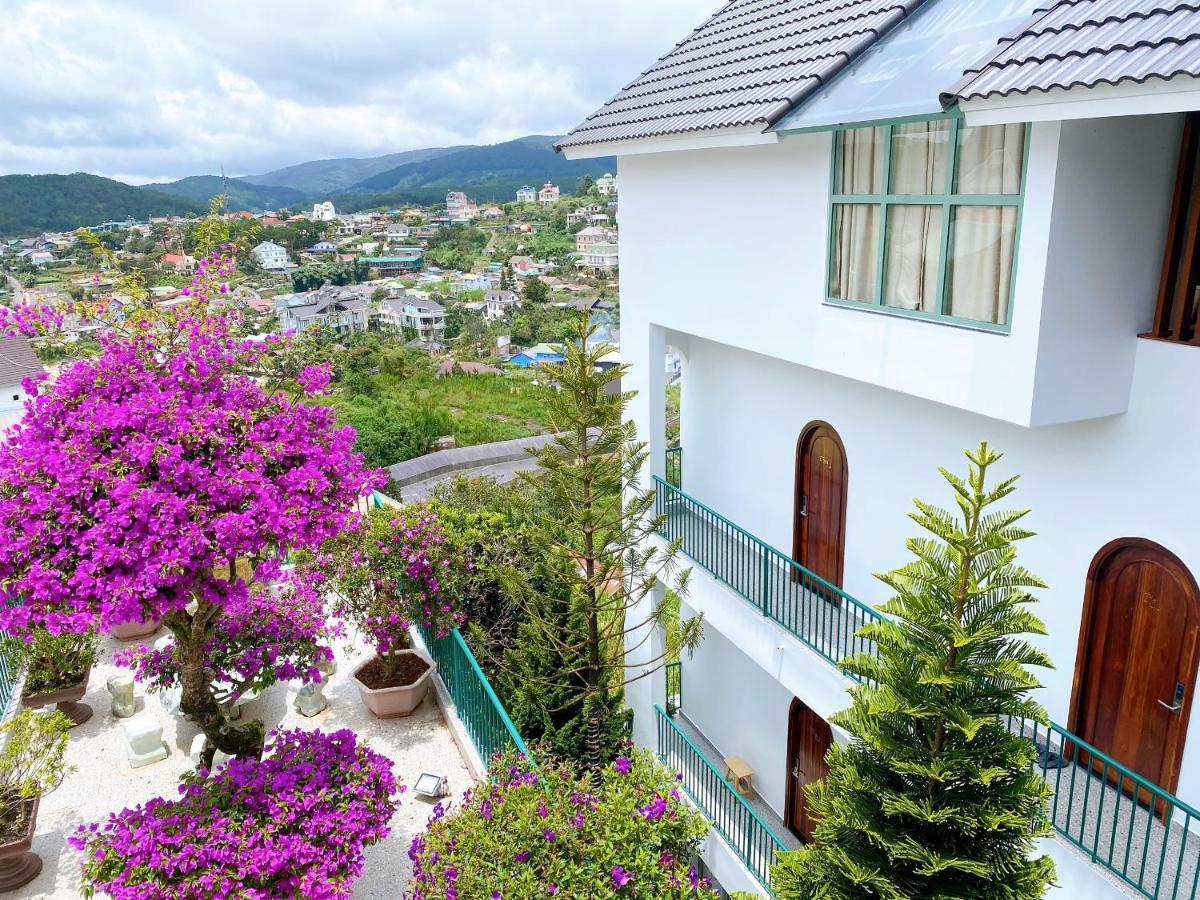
[675,332,1200,806]
[617,115,1181,427]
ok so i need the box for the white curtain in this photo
[830,128,883,302]
[890,121,948,194]
[831,204,879,302]
[885,206,942,311]
[946,124,1025,323]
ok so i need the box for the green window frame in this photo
[825,115,1031,333]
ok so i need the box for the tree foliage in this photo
[771,443,1056,900]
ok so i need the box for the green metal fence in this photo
[414,624,532,766]
[665,660,682,717]
[656,704,785,892]
[1008,716,1200,900]
[654,476,878,678]
[655,464,1200,899]
[666,446,683,489]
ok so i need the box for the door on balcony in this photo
[793,422,848,588]
[785,699,832,843]
[1070,539,1200,802]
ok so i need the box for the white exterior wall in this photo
[617,116,1181,427]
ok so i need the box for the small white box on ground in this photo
[123,712,168,769]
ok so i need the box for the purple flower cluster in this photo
[405,750,717,898]
[0,310,380,638]
[71,728,402,899]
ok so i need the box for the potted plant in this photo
[313,508,464,718]
[0,709,73,892]
[6,630,99,727]
[109,614,161,641]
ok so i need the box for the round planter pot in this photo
[110,615,161,641]
[21,666,93,726]
[0,798,41,893]
[352,649,435,719]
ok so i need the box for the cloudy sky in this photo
[0,0,716,184]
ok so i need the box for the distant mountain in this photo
[243,147,467,196]
[141,175,308,212]
[341,136,616,205]
[0,173,202,237]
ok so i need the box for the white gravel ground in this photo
[21,630,473,898]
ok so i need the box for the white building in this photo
[484,289,520,322]
[560,1,1200,897]
[250,240,290,271]
[0,334,43,433]
[310,201,337,221]
[516,185,537,203]
[596,173,617,195]
[445,191,478,220]
[378,294,445,342]
[537,182,560,204]
[577,242,618,274]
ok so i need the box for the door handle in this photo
[1158,700,1182,714]
[1159,682,1187,714]
[799,495,808,518]
[791,756,800,779]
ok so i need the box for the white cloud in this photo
[0,0,717,181]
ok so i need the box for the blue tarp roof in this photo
[772,0,1041,134]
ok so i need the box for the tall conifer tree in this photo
[772,443,1056,899]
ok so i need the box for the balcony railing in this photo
[654,467,1200,899]
[654,476,877,678]
[414,624,532,765]
[656,705,786,892]
[666,446,683,489]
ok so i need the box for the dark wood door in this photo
[1071,539,1200,803]
[785,699,832,843]
[793,422,848,588]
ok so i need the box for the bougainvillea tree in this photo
[313,507,464,682]
[72,727,401,898]
[406,748,718,898]
[0,253,379,762]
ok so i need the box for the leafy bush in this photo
[0,709,73,843]
[406,749,717,898]
[73,728,401,898]
[1,628,99,696]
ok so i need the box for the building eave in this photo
[958,72,1200,126]
[559,125,779,160]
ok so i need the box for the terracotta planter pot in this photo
[0,798,41,893]
[352,649,434,719]
[21,666,92,726]
[110,615,161,641]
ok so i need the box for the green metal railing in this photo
[665,660,682,717]
[655,462,1200,899]
[414,624,532,765]
[1008,716,1200,900]
[656,705,785,892]
[654,476,878,678]
[666,446,683,489]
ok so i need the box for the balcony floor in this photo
[668,711,802,855]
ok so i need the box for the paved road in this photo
[395,454,542,503]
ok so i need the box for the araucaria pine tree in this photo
[772,442,1056,900]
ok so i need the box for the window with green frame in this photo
[827,117,1029,329]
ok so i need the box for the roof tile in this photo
[558,0,928,149]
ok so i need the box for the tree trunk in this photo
[165,605,265,769]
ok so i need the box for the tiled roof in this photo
[557,0,929,149]
[945,0,1200,103]
[0,335,43,388]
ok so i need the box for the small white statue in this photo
[293,678,328,718]
[106,672,136,718]
[123,712,168,768]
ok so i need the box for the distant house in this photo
[0,334,43,433]
[251,241,290,271]
[510,343,565,368]
[308,240,337,254]
[360,249,425,276]
[385,223,411,241]
[484,289,520,321]
[577,242,618,274]
[575,226,609,252]
[275,285,370,334]
[159,252,197,274]
[595,173,617,195]
[537,183,560,204]
[378,295,446,342]
[311,201,337,221]
[260,216,284,227]
[516,185,537,203]
[481,206,504,219]
[508,256,542,277]
[445,191,478,219]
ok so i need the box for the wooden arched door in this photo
[1070,538,1200,799]
[785,699,832,843]
[793,422,848,588]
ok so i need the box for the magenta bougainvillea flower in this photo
[71,728,402,898]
